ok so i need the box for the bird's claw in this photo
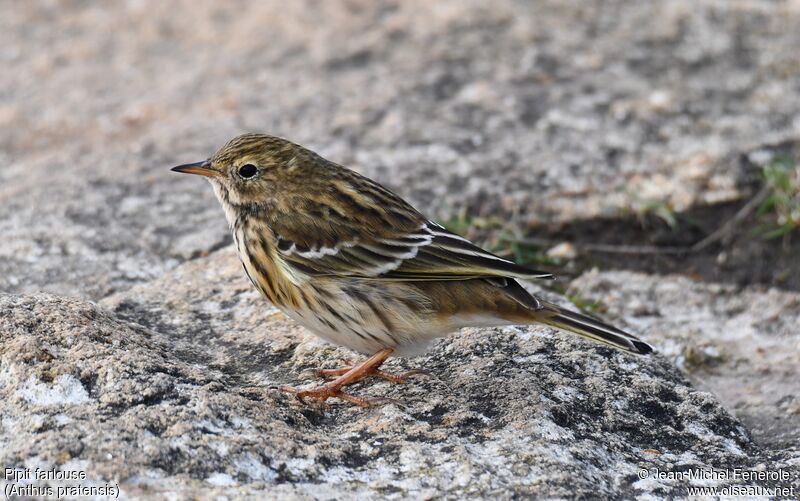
[279,384,392,408]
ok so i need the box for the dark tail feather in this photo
[538,303,653,355]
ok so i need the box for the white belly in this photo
[275,280,461,356]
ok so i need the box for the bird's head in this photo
[171,133,317,207]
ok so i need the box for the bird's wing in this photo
[271,216,553,282]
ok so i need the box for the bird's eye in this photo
[238,164,258,179]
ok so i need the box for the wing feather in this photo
[273,221,553,281]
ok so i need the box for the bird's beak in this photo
[171,160,221,178]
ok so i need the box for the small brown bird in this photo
[173,134,652,406]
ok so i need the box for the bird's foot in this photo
[279,348,424,407]
[279,383,394,407]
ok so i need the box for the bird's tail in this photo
[535,301,653,355]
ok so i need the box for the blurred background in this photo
[2,0,798,448]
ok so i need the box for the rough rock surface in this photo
[0,251,797,498]
[571,270,800,453]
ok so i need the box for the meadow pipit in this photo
[172,134,653,406]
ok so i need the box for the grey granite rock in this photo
[570,269,800,452]
[0,251,797,499]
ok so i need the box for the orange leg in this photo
[280,348,401,407]
[317,366,430,384]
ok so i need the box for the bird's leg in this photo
[316,366,430,384]
[281,348,397,406]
